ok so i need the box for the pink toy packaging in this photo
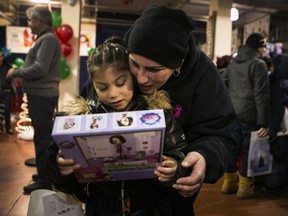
[52,109,166,183]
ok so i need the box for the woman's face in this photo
[128,54,174,94]
[93,67,134,111]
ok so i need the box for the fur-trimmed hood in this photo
[64,90,174,115]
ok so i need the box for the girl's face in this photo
[93,67,134,111]
[128,53,174,94]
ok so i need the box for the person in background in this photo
[216,55,232,87]
[46,36,187,216]
[7,6,61,194]
[221,33,269,199]
[264,53,288,192]
[0,50,13,134]
[121,5,236,215]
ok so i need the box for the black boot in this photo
[23,182,52,194]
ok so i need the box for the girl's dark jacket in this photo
[46,90,187,215]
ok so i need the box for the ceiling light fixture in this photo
[230,7,239,21]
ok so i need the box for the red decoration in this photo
[61,43,72,57]
[53,28,61,39]
[57,24,73,43]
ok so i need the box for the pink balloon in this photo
[57,24,73,43]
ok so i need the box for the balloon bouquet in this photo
[51,11,73,80]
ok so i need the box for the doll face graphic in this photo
[117,114,133,127]
[118,116,130,126]
[63,118,76,129]
[109,135,126,145]
[111,137,122,145]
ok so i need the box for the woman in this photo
[123,5,236,215]
[47,36,188,216]
[80,5,236,216]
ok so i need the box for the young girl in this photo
[46,36,187,216]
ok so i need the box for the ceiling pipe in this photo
[0,11,16,25]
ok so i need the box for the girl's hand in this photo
[154,155,177,182]
[56,150,81,175]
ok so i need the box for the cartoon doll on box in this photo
[109,135,132,159]
[116,113,133,127]
[63,118,76,130]
[90,115,102,129]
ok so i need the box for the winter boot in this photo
[237,175,255,199]
[221,172,238,194]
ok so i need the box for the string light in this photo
[15,93,34,140]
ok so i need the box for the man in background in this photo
[7,6,61,194]
[221,33,269,199]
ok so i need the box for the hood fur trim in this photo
[64,90,173,115]
[143,90,174,111]
[64,95,91,115]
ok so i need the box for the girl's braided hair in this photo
[86,35,129,79]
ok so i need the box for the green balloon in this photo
[61,65,70,80]
[51,11,62,29]
[14,57,24,67]
[87,47,95,56]
[60,55,66,66]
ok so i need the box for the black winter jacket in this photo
[269,54,288,137]
[0,62,12,91]
[225,45,269,127]
[46,90,187,216]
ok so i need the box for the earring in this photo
[173,68,181,77]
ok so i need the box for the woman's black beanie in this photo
[124,5,195,68]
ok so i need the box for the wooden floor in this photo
[0,129,288,216]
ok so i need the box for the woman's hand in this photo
[172,152,206,197]
[154,155,177,182]
[56,150,81,175]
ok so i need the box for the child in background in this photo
[46,36,187,216]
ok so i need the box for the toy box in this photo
[52,109,166,183]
